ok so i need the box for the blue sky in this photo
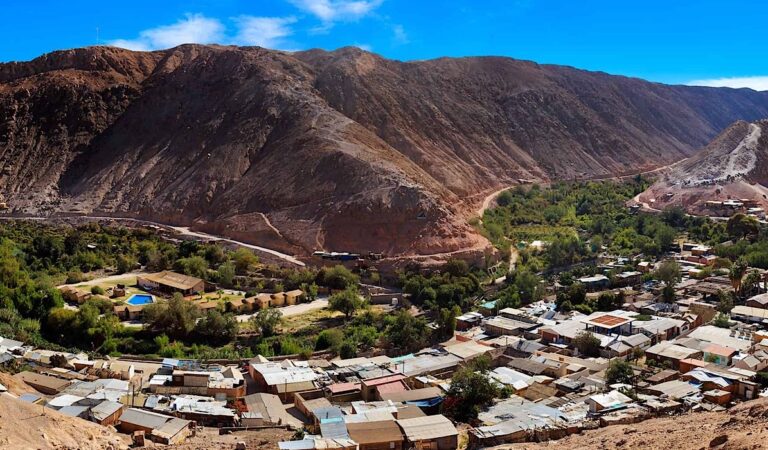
[2,0,768,89]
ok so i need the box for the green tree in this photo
[116,254,137,274]
[605,359,634,385]
[655,260,681,303]
[194,310,238,345]
[143,293,200,339]
[444,366,499,422]
[217,262,236,287]
[232,248,259,275]
[713,313,731,328]
[717,290,735,314]
[436,306,461,340]
[384,310,429,354]
[573,331,601,357]
[250,308,282,337]
[328,287,364,320]
[317,265,359,290]
[729,258,749,294]
[727,213,759,241]
[315,329,344,351]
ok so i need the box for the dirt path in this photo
[171,226,305,266]
[509,246,518,273]
[235,298,328,322]
[477,185,515,217]
[0,215,304,267]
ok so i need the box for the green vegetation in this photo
[605,359,634,385]
[573,330,601,357]
[443,356,499,422]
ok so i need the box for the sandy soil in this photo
[0,393,128,450]
[494,397,768,450]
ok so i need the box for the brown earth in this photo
[0,393,128,450]
[497,397,768,450]
[637,119,768,213]
[2,45,768,257]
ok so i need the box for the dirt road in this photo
[0,215,305,267]
[235,298,328,322]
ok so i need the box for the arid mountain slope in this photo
[637,119,768,213]
[2,45,768,257]
[501,397,768,450]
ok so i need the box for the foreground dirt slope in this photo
[0,394,128,450]
[500,398,768,450]
[2,45,768,256]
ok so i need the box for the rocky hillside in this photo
[2,45,768,257]
[636,119,768,213]
[501,397,768,450]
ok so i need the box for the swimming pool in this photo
[126,294,154,306]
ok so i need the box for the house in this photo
[379,387,443,411]
[15,371,71,395]
[483,316,541,337]
[578,275,610,291]
[396,415,459,450]
[285,289,304,305]
[137,271,204,297]
[746,293,768,309]
[249,362,319,401]
[89,400,124,426]
[704,389,732,405]
[613,271,643,288]
[634,317,687,342]
[645,379,700,400]
[702,344,738,366]
[117,408,192,445]
[278,437,358,449]
[195,301,220,313]
[456,312,484,331]
[347,420,405,450]
[645,342,702,369]
[113,304,145,321]
[59,286,92,304]
[731,305,768,324]
[360,374,408,402]
[243,393,292,426]
[585,390,632,413]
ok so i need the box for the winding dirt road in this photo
[0,215,305,267]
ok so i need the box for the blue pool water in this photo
[126,294,154,306]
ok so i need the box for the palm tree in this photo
[729,259,748,295]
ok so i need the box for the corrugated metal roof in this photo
[396,415,458,441]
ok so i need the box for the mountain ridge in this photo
[2,44,768,257]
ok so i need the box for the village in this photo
[1,218,768,450]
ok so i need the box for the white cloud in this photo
[289,0,383,23]
[352,43,372,51]
[687,76,768,91]
[392,24,408,44]
[232,16,297,48]
[108,13,225,51]
[108,13,298,51]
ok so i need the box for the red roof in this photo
[362,374,406,387]
[704,344,737,357]
[327,382,360,394]
[375,381,408,395]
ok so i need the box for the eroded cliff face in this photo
[2,44,768,257]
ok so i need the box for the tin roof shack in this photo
[645,342,702,369]
[397,415,458,450]
[278,437,358,449]
[456,311,484,331]
[137,271,204,297]
[315,406,348,440]
[702,344,738,366]
[395,352,462,379]
[645,379,700,400]
[703,389,732,406]
[117,408,192,445]
[360,374,408,401]
[249,362,319,402]
[244,393,292,426]
[747,293,768,309]
[15,371,71,395]
[473,396,575,446]
[380,387,444,414]
[347,420,405,450]
[483,316,542,337]
[578,275,610,292]
[165,395,237,426]
[634,317,688,343]
[585,390,632,414]
[89,400,124,426]
[731,305,768,324]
